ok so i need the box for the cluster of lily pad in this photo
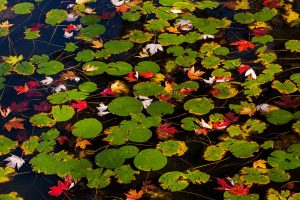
[0,0,300,199]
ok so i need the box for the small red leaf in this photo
[70,100,87,112]
[230,40,254,52]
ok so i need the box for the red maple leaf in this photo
[48,177,73,197]
[64,24,77,32]
[274,95,300,109]
[252,28,269,37]
[30,23,45,31]
[14,84,29,95]
[10,101,29,112]
[238,64,251,74]
[56,136,71,145]
[100,88,115,96]
[262,0,281,8]
[124,72,138,82]
[33,100,52,112]
[223,112,239,124]
[70,100,87,112]
[156,123,178,139]
[25,89,43,97]
[216,178,249,196]
[27,80,41,88]
[230,40,255,52]
[180,88,194,95]
[139,71,154,79]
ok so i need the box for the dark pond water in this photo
[1,0,300,200]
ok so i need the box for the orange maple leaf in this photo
[110,80,129,95]
[116,5,129,13]
[75,139,92,149]
[230,40,254,52]
[4,117,25,132]
[125,189,144,200]
[14,84,29,95]
[187,66,205,80]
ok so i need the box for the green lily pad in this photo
[253,8,278,22]
[80,15,101,25]
[159,171,189,191]
[156,140,188,157]
[204,145,227,161]
[86,168,114,189]
[106,62,132,76]
[229,140,259,158]
[212,83,238,99]
[186,170,210,184]
[127,127,152,143]
[14,61,35,75]
[266,109,293,125]
[41,129,60,141]
[75,49,94,62]
[29,113,56,128]
[181,117,200,131]
[95,149,125,169]
[146,101,174,116]
[267,150,300,170]
[119,145,139,159]
[133,82,163,96]
[80,24,106,41]
[45,9,67,25]
[268,168,290,182]
[127,30,153,43]
[122,11,141,22]
[64,42,78,52]
[13,2,34,14]
[0,192,23,200]
[21,136,39,155]
[135,61,160,74]
[51,105,75,122]
[108,96,143,116]
[0,167,15,183]
[103,40,133,54]
[134,149,167,171]
[114,165,139,184]
[72,118,102,139]
[285,40,300,52]
[184,97,214,115]
[37,61,64,75]
[83,61,107,76]
[158,33,186,46]
[234,12,254,24]
[78,82,97,92]
[0,135,18,156]
[239,167,270,185]
[272,80,297,94]
[30,54,49,64]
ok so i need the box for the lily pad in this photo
[106,62,132,76]
[268,168,290,182]
[184,97,214,115]
[285,40,300,52]
[83,61,107,76]
[29,113,56,128]
[86,168,114,189]
[204,145,227,161]
[133,82,163,96]
[0,135,18,156]
[119,145,139,159]
[95,149,125,169]
[114,165,139,184]
[267,150,300,170]
[212,83,238,99]
[108,96,143,116]
[266,109,293,125]
[272,80,297,94]
[159,171,189,191]
[146,101,174,116]
[14,61,35,75]
[135,61,160,74]
[80,24,106,41]
[37,61,64,75]
[156,140,188,156]
[229,140,259,158]
[103,40,133,54]
[134,149,167,171]
[72,118,102,139]
[51,105,75,122]
[45,9,67,25]
[78,82,97,92]
[13,2,34,14]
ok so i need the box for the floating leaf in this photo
[134,149,167,171]
[146,101,174,116]
[157,140,188,156]
[72,118,102,139]
[95,149,125,169]
[114,165,139,184]
[0,135,18,156]
[83,61,107,76]
[79,24,106,41]
[267,150,300,170]
[104,40,133,54]
[106,62,132,76]
[159,171,189,191]
[0,167,15,183]
[108,96,142,116]
[86,168,114,189]
[285,40,300,52]
[30,113,56,128]
[229,140,259,158]
[13,2,34,14]
[45,9,67,25]
[272,80,297,94]
[268,168,290,182]
[75,49,94,62]
[37,61,64,75]
[21,136,39,155]
[134,82,163,96]
[184,98,214,115]
[51,105,75,122]
[78,82,97,92]
[266,109,293,125]
[14,61,35,75]
[119,145,139,159]
[204,145,227,161]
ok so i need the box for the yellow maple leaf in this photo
[110,80,129,95]
[164,82,174,93]
[3,55,23,65]
[283,4,299,24]
[91,39,103,49]
[76,0,91,4]
[76,139,91,149]
[235,0,249,10]
[165,26,180,33]
[240,106,256,116]
[249,22,271,30]
[253,160,267,169]
[188,66,205,80]
[151,73,165,83]
[0,20,13,29]
[82,64,98,72]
